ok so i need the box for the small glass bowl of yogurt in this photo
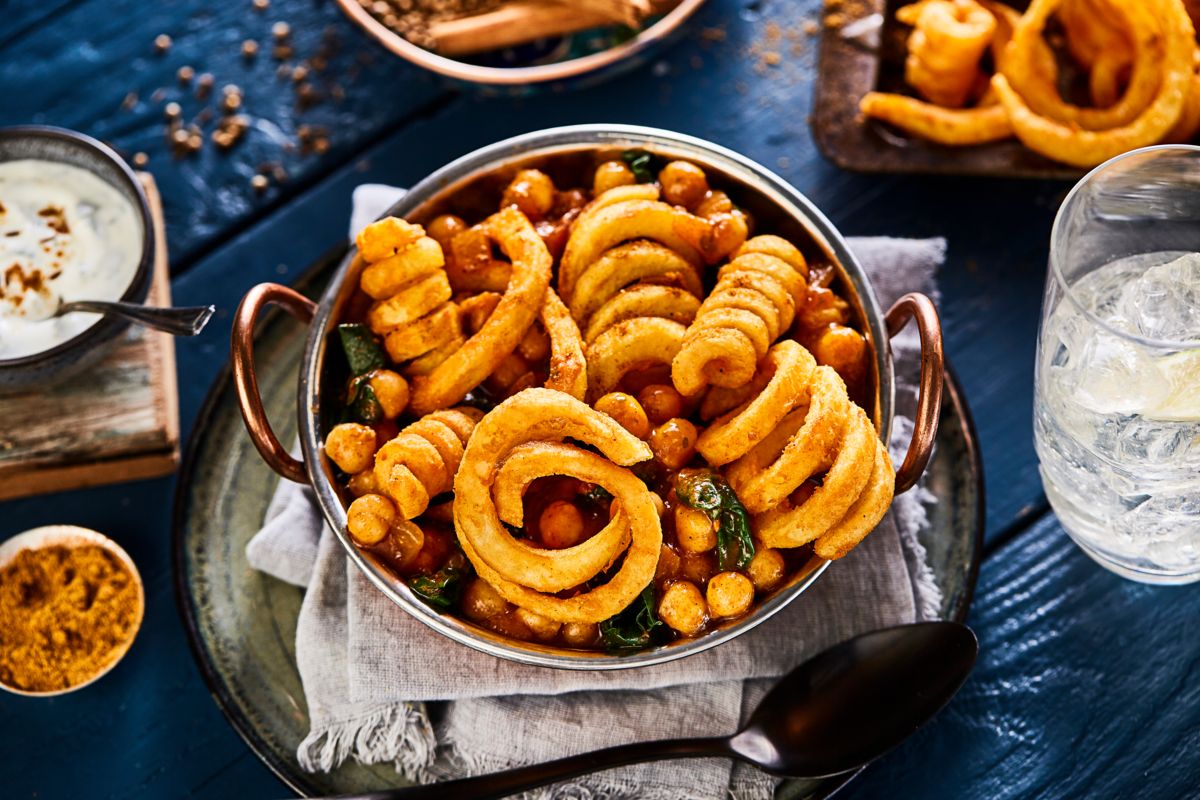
[0,126,153,393]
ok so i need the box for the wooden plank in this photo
[844,513,1200,799]
[0,0,449,265]
[0,174,179,500]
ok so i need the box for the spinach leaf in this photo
[580,483,614,508]
[408,565,465,610]
[338,323,386,377]
[676,470,756,571]
[342,376,383,425]
[621,149,662,184]
[599,585,663,652]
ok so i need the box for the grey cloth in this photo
[245,185,946,799]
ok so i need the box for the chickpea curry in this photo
[323,148,888,655]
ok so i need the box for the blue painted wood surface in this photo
[2,0,1193,797]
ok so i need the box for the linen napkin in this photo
[246,184,946,799]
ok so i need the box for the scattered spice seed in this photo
[164,102,182,119]
[177,65,195,85]
[154,34,172,53]
[242,39,259,59]
[132,152,149,168]
[273,44,294,60]
[272,21,291,40]
[121,92,138,111]
[250,174,269,193]
[196,73,215,99]
[150,87,167,103]
[291,65,308,82]
[253,0,269,10]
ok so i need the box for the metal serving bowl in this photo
[333,0,707,93]
[0,125,154,393]
[231,124,944,670]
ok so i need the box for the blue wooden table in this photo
[3,1,1197,797]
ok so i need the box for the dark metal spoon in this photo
[51,299,215,336]
[312,621,977,800]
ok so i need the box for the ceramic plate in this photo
[173,249,984,799]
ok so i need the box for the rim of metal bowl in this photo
[299,124,894,670]
[332,0,708,86]
[0,125,155,368]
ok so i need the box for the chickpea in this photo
[561,621,600,647]
[346,493,396,545]
[706,571,754,618]
[426,214,468,250]
[387,518,426,569]
[649,418,699,470]
[637,383,684,424]
[501,169,556,219]
[812,325,867,385]
[680,551,716,585]
[515,607,562,641]
[592,160,636,194]
[594,392,651,438]
[675,505,716,553]
[659,160,709,209]
[709,211,749,260]
[369,369,410,419]
[462,578,510,622]
[539,500,586,549]
[325,422,377,474]
[748,548,786,592]
[347,469,379,497]
[694,189,733,218]
[655,543,682,581]
[658,581,708,636]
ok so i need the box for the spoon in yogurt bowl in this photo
[34,298,215,336]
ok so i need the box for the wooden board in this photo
[0,174,180,500]
[811,0,1080,178]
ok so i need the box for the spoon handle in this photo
[323,736,730,800]
[58,300,216,336]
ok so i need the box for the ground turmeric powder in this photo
[0,545,141,693]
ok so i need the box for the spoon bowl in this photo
[729,621,979,777]
[313,621,978,800]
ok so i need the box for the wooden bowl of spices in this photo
[0,525,144,697]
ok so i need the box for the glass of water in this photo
[1035,145,1200,584]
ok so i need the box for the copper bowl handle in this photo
[885,293,944,494]
[231,283,318,484]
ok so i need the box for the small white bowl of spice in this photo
[0,126,154,393]
[0,525,145,697]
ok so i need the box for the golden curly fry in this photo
[810,436,897,559]
[583,285,701,344]
[452,389,661,623]
[540,288,588,400]
[726,366,852,513]
[672,236,807,395]
[754,405,891,554]
[1001,0,1161,131]
[695,341,818,466]
[373,407,481,519]
[586,316,688,400]
[383,303,463,363]
[860,92,1014,145]
[567,240,703,323]
[410,207,552,414]
[559,193,706,302]
[1058,0,1132,71]
[899,0,996,108]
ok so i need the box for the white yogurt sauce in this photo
[0,159,142,359]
